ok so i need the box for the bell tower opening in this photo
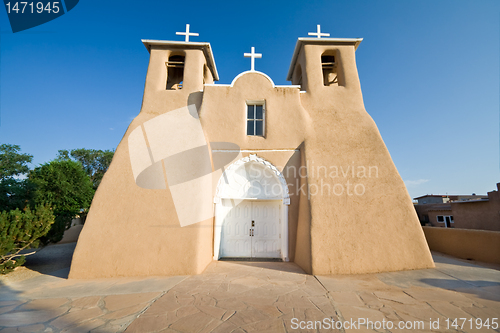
[166,54,185,90]
[321,52,338,86]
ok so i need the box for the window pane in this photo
[437,216,444,222]
[247,120,254,135]
[247,105,254,119]
[255,105,263,119]
[255,120,263,136]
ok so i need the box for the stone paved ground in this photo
[0,249,499,333]
[0,273,185,332]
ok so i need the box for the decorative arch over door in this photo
[213,154,290,261]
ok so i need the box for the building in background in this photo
[414,183,499,231]
[414,194,487,205]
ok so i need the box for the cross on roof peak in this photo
[308,25,330,38]
[244,47,262,72]
[176,24,199,42]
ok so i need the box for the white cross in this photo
[244,47,262,71]
[308,25,330,38]
[176,24,199,42]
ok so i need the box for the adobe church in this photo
[69,25,434,278]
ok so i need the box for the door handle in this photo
[249,229,254,237]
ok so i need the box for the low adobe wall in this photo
[423,226,500,264]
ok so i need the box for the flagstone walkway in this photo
[0,248,499,332]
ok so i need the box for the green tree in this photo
[57,148,114,190]
[0,144,34,211]
[29,160,94,244]
[0,204,54,274]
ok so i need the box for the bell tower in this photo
[141,34,219,113]
[287,32,362,97]
[286,28,434,275]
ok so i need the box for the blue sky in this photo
[0,0,498,199]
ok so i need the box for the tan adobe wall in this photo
[293,143,312,274]
[423,227,500,264]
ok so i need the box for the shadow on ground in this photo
[24,243,76,278]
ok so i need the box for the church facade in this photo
[69,27,434,278]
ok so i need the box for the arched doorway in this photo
[213,155,290,261]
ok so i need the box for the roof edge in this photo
[141,39,219,81]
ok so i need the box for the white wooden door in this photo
[252,201,281,257]
[220,200,280,258]
[220,200,252,257]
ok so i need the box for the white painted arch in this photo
[213,154,290,261]
[204,70,300,89]
[230,70,275,87]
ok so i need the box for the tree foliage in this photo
[0,144,34,211]
[0,144,32,179]
[29,160,94,244]
[0,205,54,274]
[0,144,113,273]
[57,148,114,190]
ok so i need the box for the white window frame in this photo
[437,215,454,228]
[246,100,265,137]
